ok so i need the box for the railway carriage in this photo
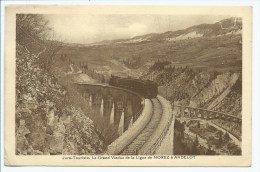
[109,75,158,98]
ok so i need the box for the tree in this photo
[16,14,50,49]
[41,39,62,72]
[16,14,62,72]
[197,121,200,128]
[223,131,230,141]
[191,135,199,155]
[217,132,223,148]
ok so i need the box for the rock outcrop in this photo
[142,64,241,116]
[190,72,240,108]
[16,43,105,155]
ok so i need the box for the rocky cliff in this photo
[16,43,105,155]
[142,63,241,116]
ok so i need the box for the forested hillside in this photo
[58,17,242,79]
[15,14,105,155]
[141,61,241,116]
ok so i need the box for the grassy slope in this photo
[58,34,241,74]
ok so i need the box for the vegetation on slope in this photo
[15,14,105,155]
[58,18,242,75]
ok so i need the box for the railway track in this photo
[120,98,163,155]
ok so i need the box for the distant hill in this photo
[92,17,241,45]
[57,17,242,77]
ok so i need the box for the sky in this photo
[44,14,231,44]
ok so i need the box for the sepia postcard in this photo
[4,5,252,166]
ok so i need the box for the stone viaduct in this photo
[73,82,174,155]
[74,82,144,134]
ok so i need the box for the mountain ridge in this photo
[57,16,242,78]
[89,17,242,46]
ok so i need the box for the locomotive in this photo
[109,75,158,98]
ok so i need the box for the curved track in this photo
[120,98,163,155]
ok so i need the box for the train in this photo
[109,75,158,98]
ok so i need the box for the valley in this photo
[53,17,242,155]
[15,15,242,155]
